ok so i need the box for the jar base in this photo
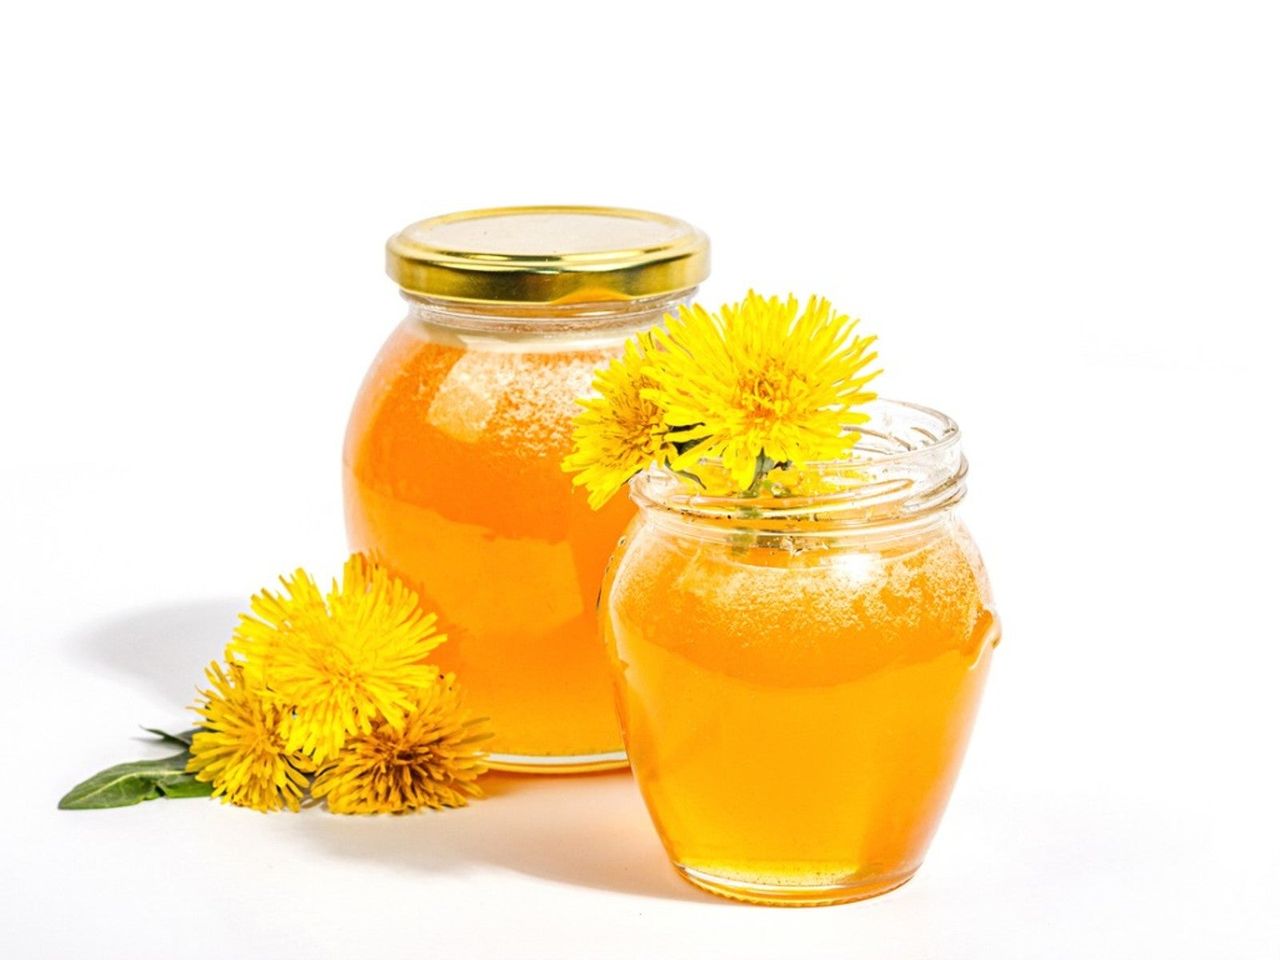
[674,863,918,907]
[486,750,629,774]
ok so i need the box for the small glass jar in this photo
[344,206,709,772]
[601,400,1000,904]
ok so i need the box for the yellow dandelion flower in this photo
[562,333,670,509]
[311,674,490,814]
[647,291,880,490]
[228,554,445,764]
[187,661,312,812]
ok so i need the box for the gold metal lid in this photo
[386,206,710,304]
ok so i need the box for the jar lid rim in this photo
[386,206,710,304]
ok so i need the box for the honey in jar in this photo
[344,206,709,771]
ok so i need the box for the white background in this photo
[2,3,1277,958]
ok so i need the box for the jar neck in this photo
[630,398,967,547]
[402,289,695,340]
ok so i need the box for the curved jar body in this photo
[345,206,709,772]
[600,400,1000,904]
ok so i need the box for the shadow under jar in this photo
[344,206,709,772]
[601,400,1000,905]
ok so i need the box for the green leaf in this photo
[140,726,200,748]
[157,776,215,799]
[58,752,212,810]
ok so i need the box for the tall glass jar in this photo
[345,206,709,772]
[601,400,1000,904]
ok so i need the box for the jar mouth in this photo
[630,398,967,529]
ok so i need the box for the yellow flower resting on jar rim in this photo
[561,332,672,510]
[563,291,880,506]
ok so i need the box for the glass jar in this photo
[344,206,709,772]
[600,400,1000,904]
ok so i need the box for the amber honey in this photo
[345,322,639,767]
[600,401,998,903]
[603,521,997,902]
[348,206,709,771]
